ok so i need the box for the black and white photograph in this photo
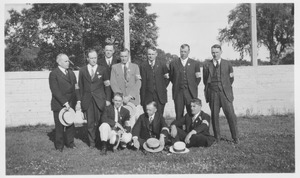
[1,0,297,176]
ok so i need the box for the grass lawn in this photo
[5,114,295,175]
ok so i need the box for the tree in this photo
[218,3,294,64]
[5,3,159,71]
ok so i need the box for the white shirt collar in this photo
[192,111,201,121]
[181,57,189,66]
[213,58,221,65]
[88,64,98,70]
[148,60,155,66]
[106,57,112,63]
[149,113,155,121]
[58,66,67,74]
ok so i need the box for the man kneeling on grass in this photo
[99,92,132,155]
[131,101,169,151]
[170,98,215,147]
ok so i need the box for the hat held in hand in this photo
[59,107,75,126]
[169,141,190,154]
[143,138,164,153]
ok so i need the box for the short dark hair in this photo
[105,44,115,50]
[147,46,157,52]
[190,98,202,106]
[120,48,130,53]
[211,44,222,50]
[180,44,190,51]
[146,101,157,109]
[86,49,97,56]
[114,92,123,99]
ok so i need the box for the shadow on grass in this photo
[46,124,89,147]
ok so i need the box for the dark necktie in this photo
[124,65,128,81]
[65,69,68,75]
[150,61,154,69]
[215,61,219,68]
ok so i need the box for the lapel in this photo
[57,68,71,83]
[208,60,214,76]
[176,58,183,69]
[193,113,202,127]
[145,114,151,130]
[219,59,224,76]
[186,58,191,69]
[83,66,92,83]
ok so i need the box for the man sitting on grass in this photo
[131,101,169,150]
[99,92,132,155]
[170,98,215,147]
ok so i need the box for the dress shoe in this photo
[68,144,77,149]
[233,138,240,144]
[100,141,107,155]
[89,145,96,149]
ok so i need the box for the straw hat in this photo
[120,132,132,144]
[58,107,75,126]
[143,138,164,153]
[169,141,190,154]
[123,102,136,117]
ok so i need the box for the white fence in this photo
[5,65,294,127]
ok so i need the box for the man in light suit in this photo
[110,48,141,127]
[203,44,239,144]
[99,92,132,155]
[78,49,111,149]
[169,44,201,121]
[132,101,169,150]
[49,53,80,152]
[140,47,170,116]
[170,98,215,147]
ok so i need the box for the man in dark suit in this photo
[77,49,112,148]
[169,44,201,121]
[203,44,239,144]
[99,92,132,155]
[49,53,80,152]
[132,101,169,149]
[99,44,119,101]
[170,98,215,147]
[140,47,170,116]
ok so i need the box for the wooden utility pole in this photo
[251,3,258,66]
[124,3,130,61]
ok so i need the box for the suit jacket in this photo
[171,111,211,136]
[203,59,234,103]
[77,65,111,112]
[169,58,201,100]
[110,62,141,105]
[101,104,131,131]
[132,113,169,140]
[49,68,79,112]
[99,56,119,77]
[140,60,170,106]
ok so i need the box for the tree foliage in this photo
[218,3,294,65]
[5,3,159,71]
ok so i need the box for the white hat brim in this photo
[143,142,164,153]
[123,102,136,116]
[58,107,75,126]
[169,146,190,154]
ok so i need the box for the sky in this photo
[4,1,271,62]
[147,3,269,61]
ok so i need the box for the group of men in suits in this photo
[49,43,239,153]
